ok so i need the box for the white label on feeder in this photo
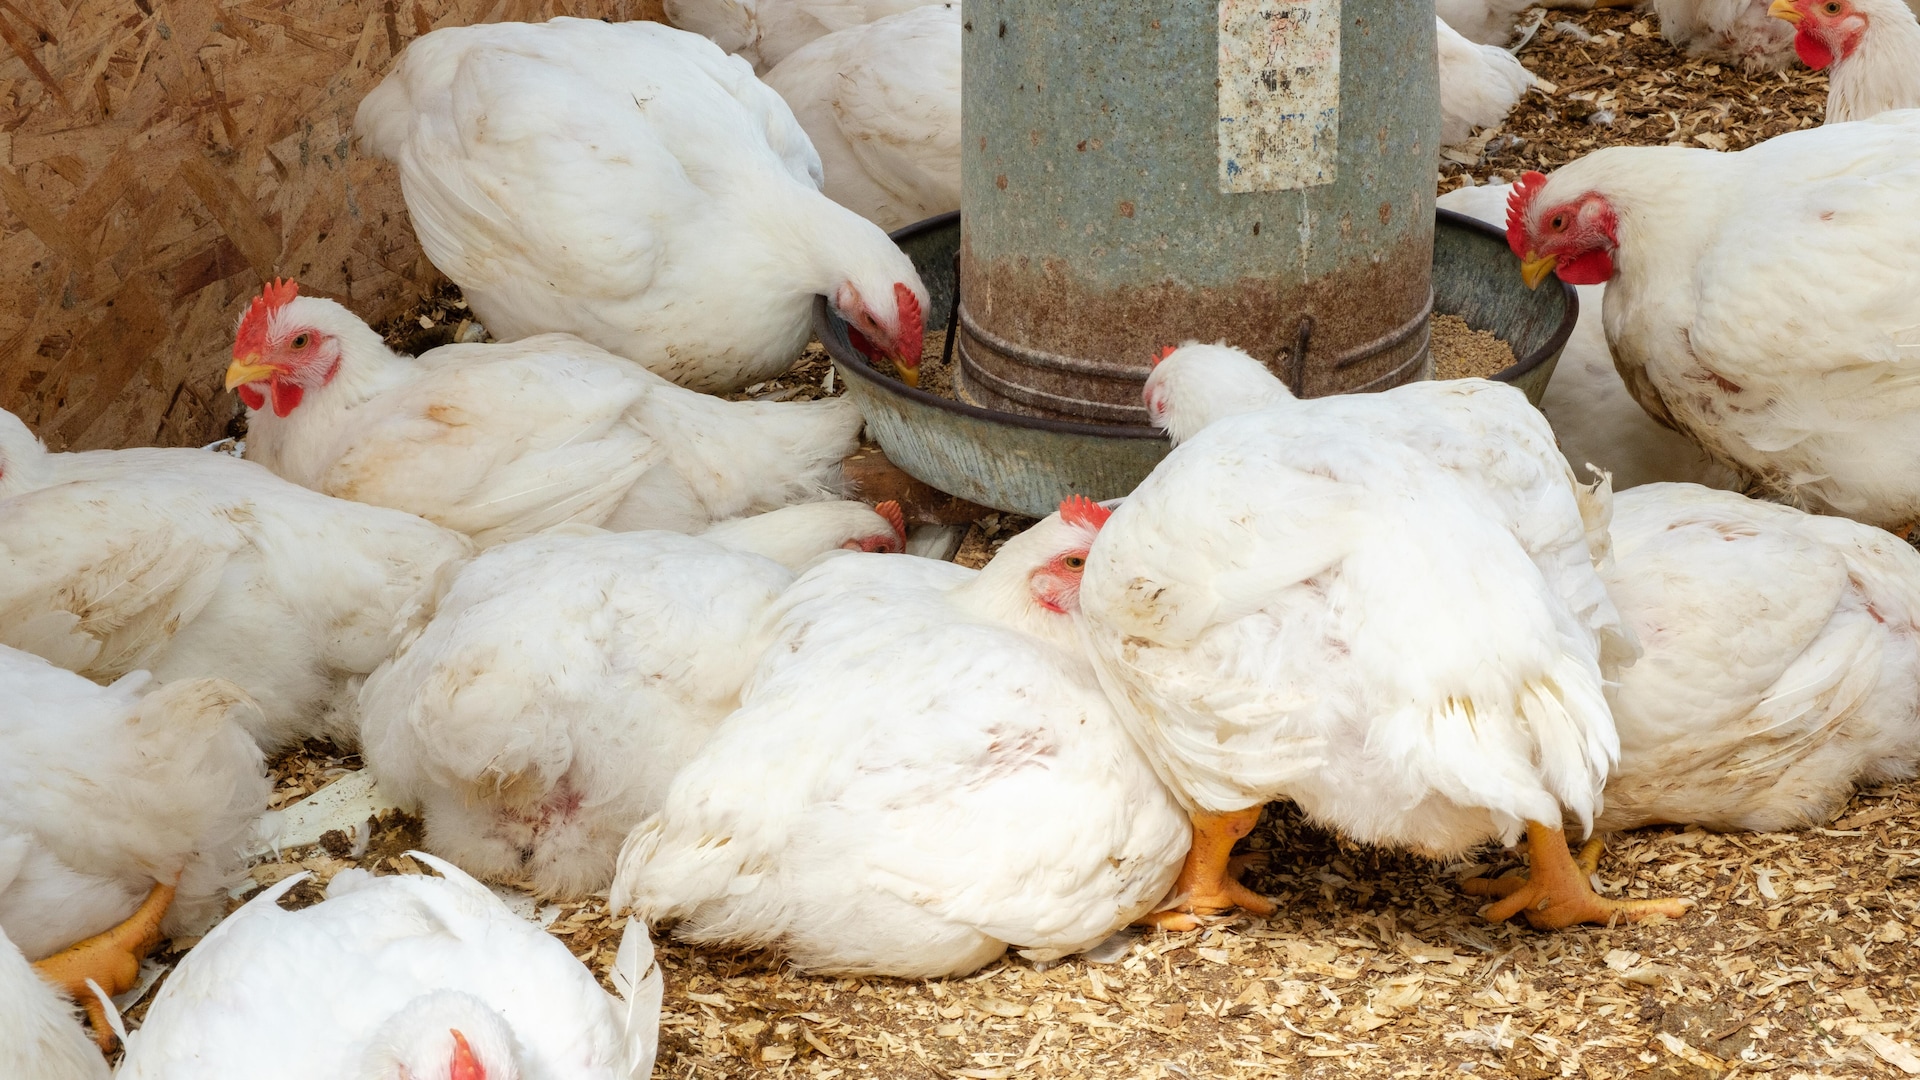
[1217,0,1340,193]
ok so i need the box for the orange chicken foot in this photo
[32,880,175,1049]
[1136,807,1276,932]
[1464,822,1691,930]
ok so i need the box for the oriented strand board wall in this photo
[0,0,663,451]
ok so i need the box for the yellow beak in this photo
[896,362,920,388]
[224,356,277,390]
[1769,0,1801,23]
[1519,254,1559,290]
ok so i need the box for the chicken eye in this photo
[1062,555,1086,570]
[1550,214,1567,230]
[1824,2,1841,11]
[291,333,311,349]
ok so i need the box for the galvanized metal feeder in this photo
[815,0,1578,517]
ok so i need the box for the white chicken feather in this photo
[612,508,1188,976]
[117,854,660,1080]
[358,503,905,897]
[0,646,265,987]
[1438,16,1537,149]
[1506,110,1920,531]
[0,926,106,1080]
[0,410,469,750]
[1599,483,1920,832]
[356,17,928,392]
[763,4,960,230]
[229,286,865,548]
[666,0,934,71]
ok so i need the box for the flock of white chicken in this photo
[7,0,1920,1076]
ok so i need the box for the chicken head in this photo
[224,279,343,417]
[1770,0,1870,67]
[835,280,926,385]
[1026,495,1109,613]
[844,500,908,552]
[1506,170,1621,288]
[363,992,517,1080]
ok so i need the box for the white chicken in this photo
[763,5,960,231]
[2,927,108,1080]
[1437,182,1738,490]
[1,645,267,1046]
[117,853,661,1080]
[356,17,929,392]
[225,280,865,548]
[357,501,906,898]
[1504,112,1920,533]
[0,409,469,751]
[1435,0,1542,45]
[1658,0,1920,67]
[1083,343,1686,931]
[1594,483,1920,832]
[666,0,933,71]
[1438,17,1538,150]
[611,500,1188,976]
[1771,0,1920,122]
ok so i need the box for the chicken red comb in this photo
[1152,345,1178,365]
[1059,495,1112,531]
[894,282,924,357]
[873,500,906,543]
[449,1030,484,1080]
[1505,172,1549,258]
[234,278,299,360]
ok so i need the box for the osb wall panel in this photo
[0,0,665,451]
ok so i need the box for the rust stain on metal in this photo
[957,231,1431,423]
[1117,201,1135,218]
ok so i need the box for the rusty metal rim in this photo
[955,302,1149,381]
[955,340,1150,424]
[1330,289,1433,370]
[1435,208,1581,386]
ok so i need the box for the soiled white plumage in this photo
[1087,345,1624,857]
[355,17,925,392]
[237,297,863,549]
[666,0,933,71]
[0,927,104,1080]
[1436,183,1738,490]
[358,503,903,898]
[0,410,469,750]
[612,514,1187,977]
[1598,483,1920,831]
[1511,113,1920,529]
[118,854,660,1080]
[763,5,960,230]
[0,646,266,962]
[1437,17,1536,149]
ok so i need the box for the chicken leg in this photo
[1464,822,1691,930]
[32,880,175,1049]
[1136,806,1276,932]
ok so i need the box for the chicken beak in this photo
[1519,254,1559,290]
[895,360,920,388]
[1768,0,1801,23]
[224,356,277,390]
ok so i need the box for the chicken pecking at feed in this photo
[0,646,268,1048]
[356,17,928,392]
[1504,111,1920,534]
[1771,0,1920,121]
[1081,343,1686,931]
[228,280,866,549]
[0,408,470,751]
[117,854,660,1080]
[762,5,960,232]
[356,502,906,898]
[610,500,1188,977]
